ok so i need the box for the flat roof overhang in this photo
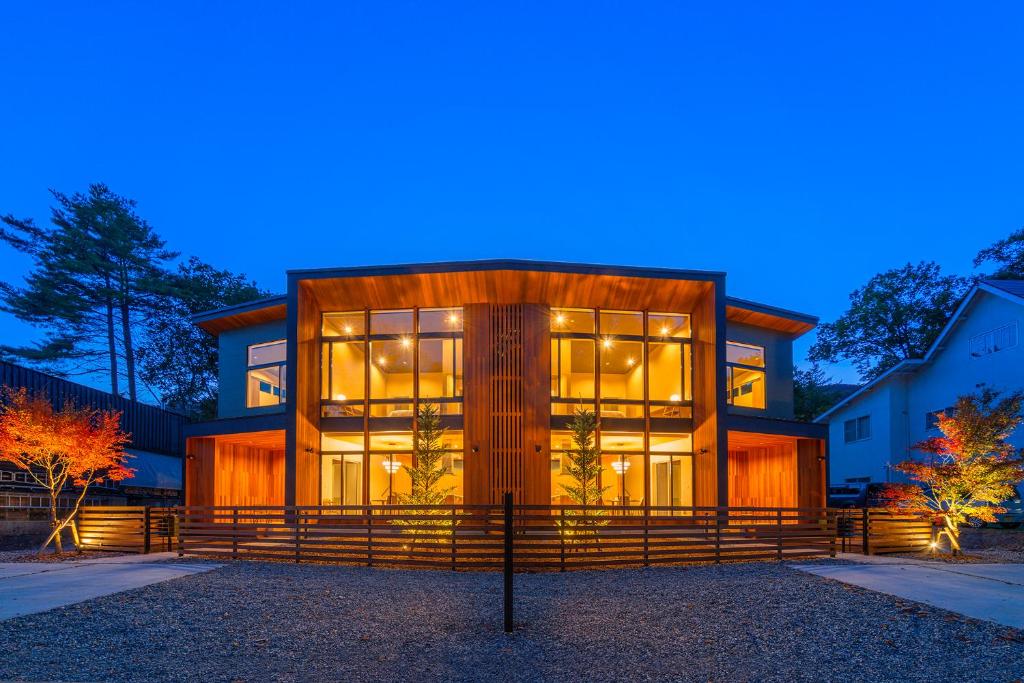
[193,260,816,336]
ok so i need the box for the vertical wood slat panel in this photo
[490,304,525,503]
[691,286,720,507]
[294,283,321,506]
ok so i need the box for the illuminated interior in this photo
[726,341,766,409]
[321,308,463,417]
[246,340,287,408]
[320,430,464,505]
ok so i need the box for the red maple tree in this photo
[884,387,1024,554]
[0,387,133,554]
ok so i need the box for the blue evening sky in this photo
[1,2,1022,390]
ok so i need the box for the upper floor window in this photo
[725,341,765,409]
[321,309,463,418]
[246,340,286,408]
[551,308,691,419]
[969,322,1018,358]
[925,406,956,431]
[844,415,871,443]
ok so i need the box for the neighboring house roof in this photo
[815,280,1024,422]
[192,259,817,337]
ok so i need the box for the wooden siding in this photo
[463,304,491,506]
[1,360,184,456]
[303,270,712,313]
[691,286,723,506]
[185,437,216,507]
[196,302,288,335]
[186,432,286,508]
[725,304,814,336]
[796,438,826,509]
[727,441,798,508]
[215,443,285,507]
[292,282,321,506]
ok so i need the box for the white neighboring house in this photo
[817,279,1024,485]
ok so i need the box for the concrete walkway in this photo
[0,553,220,620]
[792,553,1024,629]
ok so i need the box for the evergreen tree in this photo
[792,362,858,422]
[394,403,455,539]
[1,185,176,400]
[138,257,269,418]
[557,406,608,542]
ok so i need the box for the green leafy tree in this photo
[809,262,970,381]
[1,185,176,400]
[394,403,454,540]
[138,257,269,418]
[792,362,857,422]
[883,388,1024,555]
[557,406,608,542]
[974,227,1024,280]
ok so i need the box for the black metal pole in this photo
[503,491,513,633]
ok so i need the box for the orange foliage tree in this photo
[883,387,1024,555]
[0,387,133,554]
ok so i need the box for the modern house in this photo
[818,279,1024,485]
[184,260,827,511]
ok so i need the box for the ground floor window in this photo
[549,430,693,510]
[320,430,463,505]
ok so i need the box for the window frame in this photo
[843,415,871,443]
[725,341,767,410]
[246,339,287,408]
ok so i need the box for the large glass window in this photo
[599,338,643,418]
[550,338,595,415]
[322,308,463,418]
[551,308,692,419]
[726,341,766,409]
[322,341,365,416]
[321,433,364,506]
[650,433,693,513]
[246,340,286,408]
[600,432,644,507]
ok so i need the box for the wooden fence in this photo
[834,508,935,554]
[76,504,934,568]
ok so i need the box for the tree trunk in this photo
[943,516,963,555]
[47,491,62,555]
[105,287,119,397]
[121,298,137,402]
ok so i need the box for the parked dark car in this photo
[984,485,1023,529]
[827,482,892,509]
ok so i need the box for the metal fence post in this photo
[177,510,185,557]
[143,507,152,555]
[503,492,513,633]
[828,510,837,558]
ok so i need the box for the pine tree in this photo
[394,403,455,540]
[1,185,177,400]
[557,406,608,543]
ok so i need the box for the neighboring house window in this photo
[969,322,1018,358]
[844,415,871,443]
[246,340,287,408]
[726,341,766,409]
[925,406,956,431]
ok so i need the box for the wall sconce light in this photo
[534,444,542,453]
[472,445,480,453]
[185,454,196,461]
[697,448,709,455]
[304,446,316,454]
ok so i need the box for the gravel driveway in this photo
[0,560,1021,682]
